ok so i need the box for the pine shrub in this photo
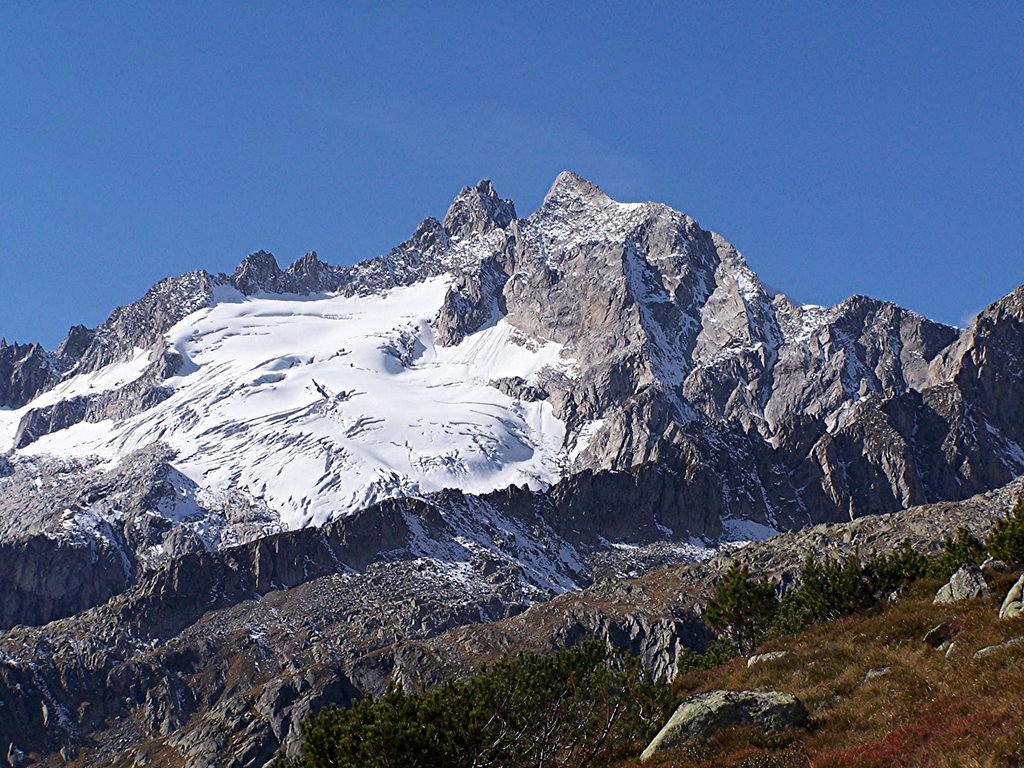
[704,562,779,654]
[987,497,1024,566]
[284,640,674,768]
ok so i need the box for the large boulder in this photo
[640,690,808,761]
[933,563,990,605]
[999,574,1024,620]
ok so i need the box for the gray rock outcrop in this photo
[923,619,962,649]
[999,574,1024,620]
[640,690,808,761]
[973,637,1023,658]
[933,564,991,604]
[747,650,789,668]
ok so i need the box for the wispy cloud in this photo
[958,306,983,328]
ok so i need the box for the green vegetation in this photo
[655,568,1024,768]
[282,640,673,768]
[987,497,1024,566]
[704,562,779,654]
[931,526,986,580]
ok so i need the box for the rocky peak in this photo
[443,179,517,240]
[0,342,55,409]
[71,270,216,376]
[406,217,449,257]
[55,324,94,367]
[972,283,1024,329]
[541,170,611,209]
[284,251,341,294]
[287,250,322,274]
[231,251,286,295]
[928,282,1024,446]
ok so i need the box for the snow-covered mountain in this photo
[3,173,1024,551]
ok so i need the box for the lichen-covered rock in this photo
[747,650,789,668]
[999,574,1024,620]
[640,690,808,761]
[973,637,1023,658]
[934,563,990,604]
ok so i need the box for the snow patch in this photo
[720,518,779,545]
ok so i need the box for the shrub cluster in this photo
[704,562,778,654]
[282,640,673,768]
[689,523,995,660]
[987,497,1024,566]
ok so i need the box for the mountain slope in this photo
[2,173,1023,617]
[3,477,1019,768]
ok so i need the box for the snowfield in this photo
[6,278,575,529]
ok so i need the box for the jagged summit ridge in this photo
[1,171,1023,545]
[443,179,516,239]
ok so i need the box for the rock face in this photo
[999,574,1024,620]
[0,446,283,628]
[640,690,809,761]
[398,479,1024,694]
[0,340,56,408]
[0,451,733,633]
[933,564,991,604]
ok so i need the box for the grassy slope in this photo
[629,571,1024,768]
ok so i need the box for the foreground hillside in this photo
[639,572,1024,767]
[284,515,1024,768]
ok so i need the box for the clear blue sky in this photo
[2,3,1021,346]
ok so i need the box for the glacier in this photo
[4,278,575,529]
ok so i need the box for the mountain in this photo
[1,172,1023,766]
[3,175,1022,565]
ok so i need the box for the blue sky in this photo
[1,2,1021,346]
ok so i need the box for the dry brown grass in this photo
[624,572,1024,768]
